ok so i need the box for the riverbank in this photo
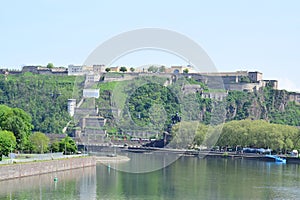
[0,156,96,181]
[122,147,300,164]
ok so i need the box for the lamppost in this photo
[10,142,13,163]
[17,139,22,154]
[64,141,67,155]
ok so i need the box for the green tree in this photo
[0,105,33,149]
[159,66,166,73]
[170,121,207,149]
[130,67,135,72]
[239,76,251,83]
[120,66,127,73]
[105,68,111,72]
[215,119,300,152]
[183,69,189,74]
[193,123,208,146]
[50,140,60,152]
[29,132,50,153]
[59,136,77,154]
[147,65,158,73]
[0,130,16,160]
[46,63,54,69]
[127,82,180,129]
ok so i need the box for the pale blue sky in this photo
[1,0,300,91]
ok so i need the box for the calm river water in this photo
[1,152,300,200]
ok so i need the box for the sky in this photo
[1,0,300,91]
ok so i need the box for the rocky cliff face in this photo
[219,88,300,126]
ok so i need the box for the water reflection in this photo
[110,152,180,173]
[96,155,300,200]
[1,154,300,200]
[0,166,96,200]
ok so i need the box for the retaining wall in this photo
[0,156,96,181]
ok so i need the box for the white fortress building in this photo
[83,89,100,98]
[67,99,76,117]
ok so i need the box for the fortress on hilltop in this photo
[1,64,299,104]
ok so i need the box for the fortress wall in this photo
[224,82,261,92]
[289,93,300,104]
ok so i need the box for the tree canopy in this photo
[59,136,77,154]
[168,119,300,152]
[46,63,54,69]
[147,66,159,73]
[183,69,189,74]
[130,67,135,72]
[170,121,207,149]
[216,119,300,152]
[29,132,50,153]
[159,66,166,73]
[0,105,33,148]
[120,66,127,72]
[0,74,75,134]
[0,130,16,160]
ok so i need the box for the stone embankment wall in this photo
[0,156,96,181]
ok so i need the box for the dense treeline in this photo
[0,105,77,157]
[0,73,76,133]
[171,120,300,152]
[216,120,300,151]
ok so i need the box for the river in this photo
[1,152,300,200]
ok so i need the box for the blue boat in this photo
[265,155,286,163]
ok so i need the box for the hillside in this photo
[96,76,300,130]
[0,73,78,133]
[0,73,300,135]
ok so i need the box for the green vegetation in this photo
[216,120,300,152]
[226,88,300,126]
[171,119,300,152]
[120,66,127,72]
[0,105,33,150]
[170,121,207,148]
[0,105,33,156]
[130,67,135,72]
[1,72,300,153]
[96,76,173,132]
[159,66,166,73]
[0,130,16,160]
[127,82,179,128]
[185,78,208,91]
[46,63,54,69]
[147,65,159,73]
[29,132,50,153]
[239,76,251,83]
[59,136,77,154]
[93,76,300,140]
[0,104,78,156]
[0,73,77,133]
